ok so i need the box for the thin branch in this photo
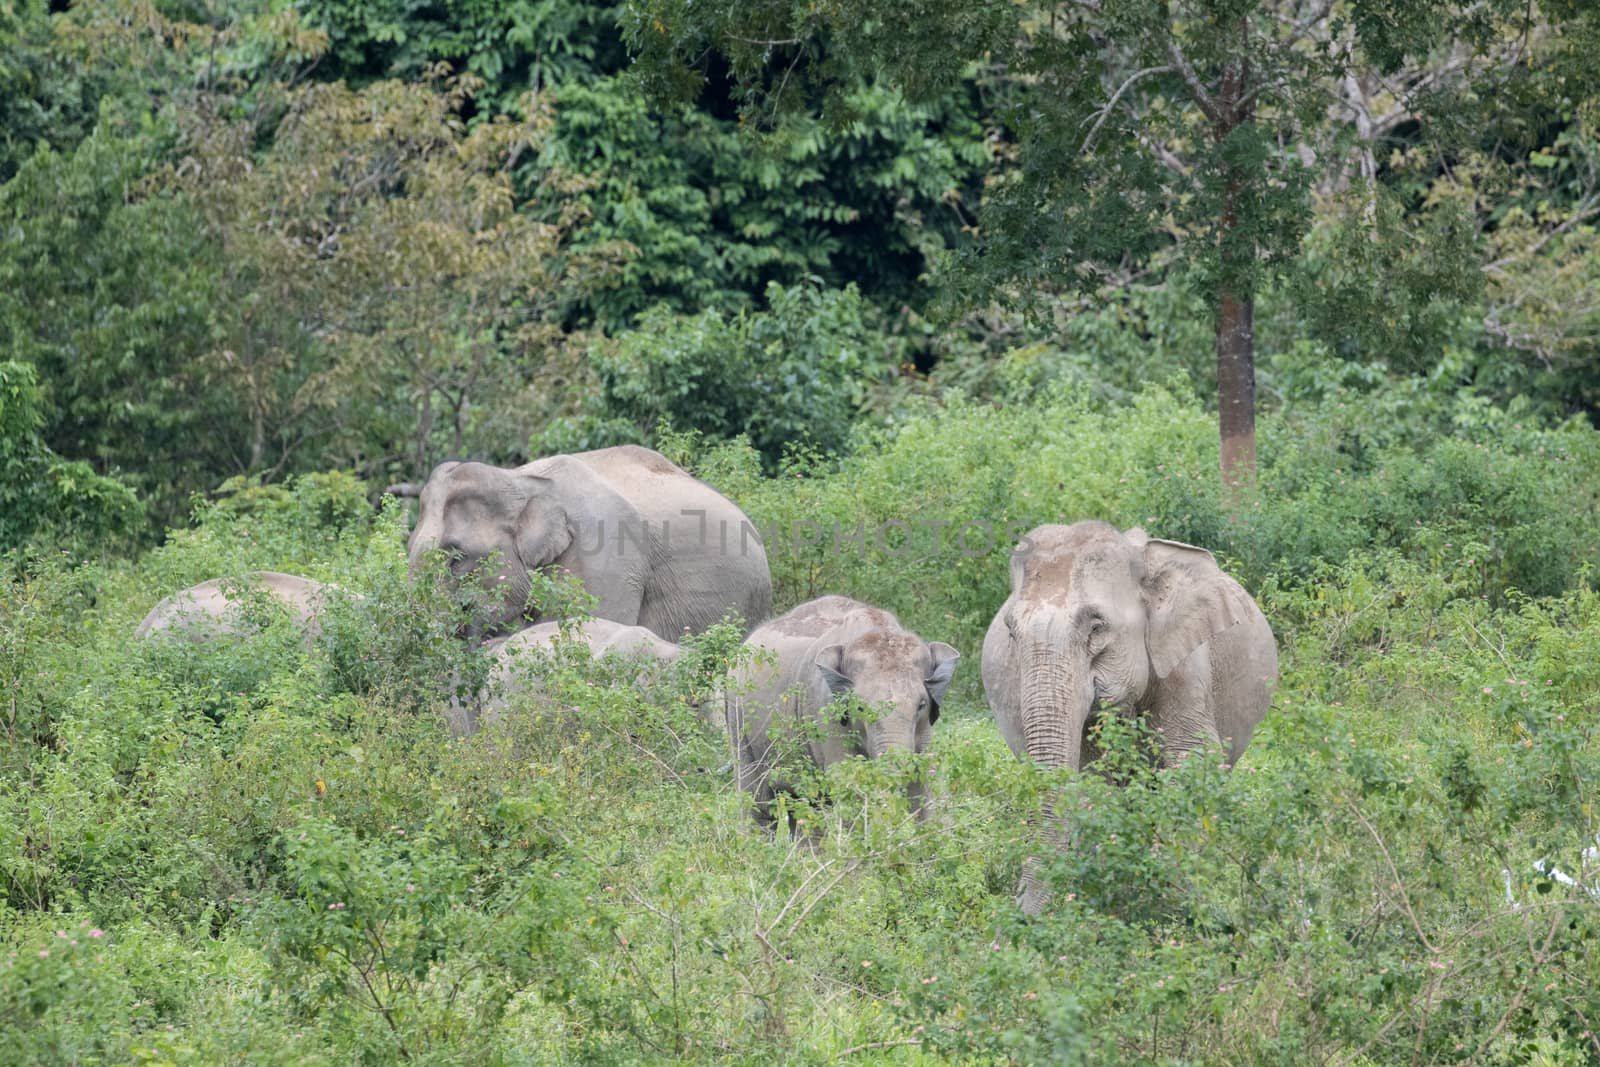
[1483,196,1600,273]
[591,717,687,786]
[1082,66,1171,153]
[1348,800,1439,956]
[1138,133,1192,180]
[784,860,860,939]
[1462,911,1563,1066]
[1287,0,1334,45]
[728,34,804,47]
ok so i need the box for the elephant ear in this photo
[1131,529,1258,680]
[924,642,960,722]
[511,473,571,569]
[815,645,854,697]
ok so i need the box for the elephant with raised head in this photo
[449,618,688,735]
[982,521,1277,914]
[407,445,772,642]
[726,595,959,828]
[135,572,335,642]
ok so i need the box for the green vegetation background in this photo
[2,0,1599,1063]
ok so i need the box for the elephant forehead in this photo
[846,630,928,674]
[1019,545,1133,602]
[767,597,893,637]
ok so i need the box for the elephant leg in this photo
[1164,726,1222,767]
[1154,717,1223,770]
[1147,670,1222,769]
[907,776,929,821]
[752,779,781,835]
[735,732,782,832]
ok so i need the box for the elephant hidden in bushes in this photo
[726,595,959,829]
[982,521,1278,915]
[407,445,772,642]
[447,618,687,735]
[135,572,335,642]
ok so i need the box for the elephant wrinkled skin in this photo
[407,445,772,642]
[982,521,1278,914]
[135,572,335,642]
[726,595,959,828]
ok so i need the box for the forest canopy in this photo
[3,0,1598,529]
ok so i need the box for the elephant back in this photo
[135,572,332,642]
[562,447,773,636]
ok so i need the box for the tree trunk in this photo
[1216,288,1256,488]
[249,380,266,472]
[1213,15,1256,492]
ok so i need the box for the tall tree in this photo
[624,0,1548,486]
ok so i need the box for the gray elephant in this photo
[407,445,772,642]
[726,595,959,829]
[982,521,1278,914]
[135,572,335,642]
[449,618,687,735]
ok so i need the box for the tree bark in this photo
[1216,288,1256,488]
[1213,15,1257,492]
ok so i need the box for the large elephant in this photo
[982,521,1278,914]
[726,595,959,828]
[135,572,335,642]
[407,445,772,641]
[448,618,687,735]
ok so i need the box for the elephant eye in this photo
[1086,617,1110,652]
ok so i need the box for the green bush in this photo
[543,281,889,469]
[0,361,142,557]
[0,130,229,530]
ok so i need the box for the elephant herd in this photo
[137,445,1279,914]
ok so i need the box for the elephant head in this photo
[407,459,641,640]
[985,520,1268,773]
[815,633,959,807]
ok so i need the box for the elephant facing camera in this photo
[726,595,960,834]
[982,520,1278,915]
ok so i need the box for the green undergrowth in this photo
[2,390,1598,1064]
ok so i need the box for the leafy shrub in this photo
[544,281,889,469]
[0,361,142,556]
[0,129,227,530]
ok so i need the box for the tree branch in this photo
[1348,800,1439,956]
[1082,65,1171,153]
[1163,35,1222,126]
[1483,195,1600,274]
[1288,0,1334,45]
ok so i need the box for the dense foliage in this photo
[5,0,1600,1062]
[3,400,1599,1063]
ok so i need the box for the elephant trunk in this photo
[865,717,925,818]
[1016,634,1094,916]
[864,720,918,761]
[1019,638,1092,773]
